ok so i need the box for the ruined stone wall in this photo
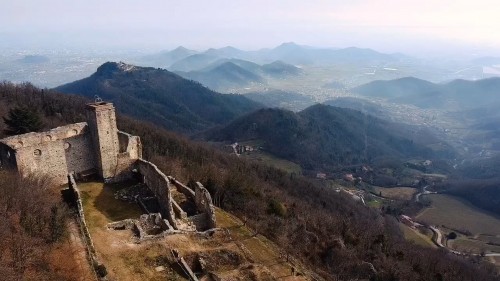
[117,131,142,159]
[136,159,177,229]
[68,174,105,280]
[169,177,195,198]
[65,133,96,175]
[111,131,143,182]
[85,102,119,180]
[0,123,94,185]
[195,182,217,229]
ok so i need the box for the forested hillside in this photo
[0,82,497,280]
[204,105,455,171]
[55,62,261,133]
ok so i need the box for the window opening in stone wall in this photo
[33,149,42,157]
[64,142,71,150]
[45,135,52,141]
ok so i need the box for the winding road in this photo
[416,191,500,257]
[415,185,437,203]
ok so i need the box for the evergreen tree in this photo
[3,106,43,135]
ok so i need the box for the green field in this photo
[416,194,500,235]
[373,186,417,201]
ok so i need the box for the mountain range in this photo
[352,76,500,110]
[139,42,405,71]
[175,59,302,91]
[55,62,261,133]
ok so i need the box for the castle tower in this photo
[85,102,119,180]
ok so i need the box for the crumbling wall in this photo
[65,132,95,176]
[117,131,142,159]
[169,176,195,198]
[0,123,95,185]
[195,182,217,229]
[136,159,177,229]
[110,131,143,182]
[67,174,103,280]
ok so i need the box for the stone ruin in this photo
[0,102,217,233]
[0,102,141,184]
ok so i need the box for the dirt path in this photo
[67,219,97,281]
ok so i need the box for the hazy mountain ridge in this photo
[174,58,302,91]
[176,61,264,91]
[145,42,404,72]
[54,62,261,133]
[353,76,500,109]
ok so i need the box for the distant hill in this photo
[175,59,302,91]
[17,55,50,64]
[176,62,264,91]
[203,46,247,58]
[55,62,261,133]
[244,90,314,111]
[352,77,500,109]
[204,104,455,171]
[258,43,400,65]
[261,60,302,77]
[140,46,197,68]
[169,54,220,72]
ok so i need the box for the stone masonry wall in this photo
[195,182,217,229]
[67,174,102,280]
[111,131,143,182]
[0,123,94,185]
[65,133,96,175]
[169,177,195,198]
[136,159,178,229]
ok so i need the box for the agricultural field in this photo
[399,223,436,248]
[242,150,303,174]
[373,186,417,201]
[449,237,500,254]
[415,194,500,235]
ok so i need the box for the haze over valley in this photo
[2,1,500,280]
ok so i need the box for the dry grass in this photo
[399,223,436,248]
[449,237,500,254]
[78,181,311,280]
[416,194,500,235]
[373,186,417,201]
[214,209,309,280]
[79,181,184,281]
[242,151,302,175]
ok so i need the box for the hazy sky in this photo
[1,0,499,55]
